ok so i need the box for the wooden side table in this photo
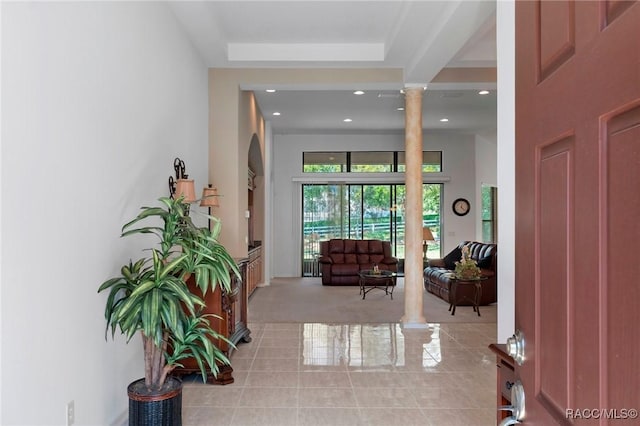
[448,275,487,316]
[489,344,516,423]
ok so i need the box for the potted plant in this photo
[98,196,240,425]
[454,244,482,280]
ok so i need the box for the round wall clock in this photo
[452,198,470,216]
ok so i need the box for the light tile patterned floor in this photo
[182,322,497,426]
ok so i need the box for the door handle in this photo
[498,380,526,423]
[506,330,526,365]
[499,417,520,426]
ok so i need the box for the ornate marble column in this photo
[401,86,428,328]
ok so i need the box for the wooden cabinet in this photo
[489,343,516,423]
[229,258,251,355]
[247,245,262,297]
[173,259,251,385]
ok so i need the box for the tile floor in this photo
[182,322,498,425]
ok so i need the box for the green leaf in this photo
[163,279,200,314]
[158,254,188,280]
[122,207,168,232]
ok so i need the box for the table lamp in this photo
[422,227,435,260]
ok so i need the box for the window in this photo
[303,152,347,172]
[303,151,442,173]
[350,152,394,172]
[397,151,442,173]
[301,183,442,276]
[481,185,497,243]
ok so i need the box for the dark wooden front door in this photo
[515,1,639,424]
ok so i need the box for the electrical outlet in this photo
[66,400,75,426]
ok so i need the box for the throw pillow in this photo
[443,247,463,270]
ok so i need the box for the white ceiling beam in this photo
[404,0,496,83]
[228,43,385,62]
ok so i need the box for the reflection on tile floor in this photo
[182,322,497,426]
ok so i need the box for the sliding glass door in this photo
[302,183,441,276]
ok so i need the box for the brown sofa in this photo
[423,241,497,305]
[318,239,398,285]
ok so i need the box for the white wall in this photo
[496,0,516,343]
[1,3,208,424]
[0,3,4,421]
[272,131,488,277]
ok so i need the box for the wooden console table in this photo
[173,258,251,385]
[489,343,516,423]
[247,245,262,297]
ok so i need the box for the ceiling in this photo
[169,0,498,134]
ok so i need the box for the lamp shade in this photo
[422,227,434,241]
[200,186,220,207]
[174,179,196,203]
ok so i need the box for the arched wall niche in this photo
[248,133,264,247]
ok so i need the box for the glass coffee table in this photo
[358,270,397,300]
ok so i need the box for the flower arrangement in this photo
[454,245,482,279]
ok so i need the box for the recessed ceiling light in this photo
[266,89,276,93]
[440,118,449,122]
[378,93,401,99]
[397,107,405,111]
[343,118,353,123]
[353,90,365,95]
[273,112,281,116]
[478,90,490,95]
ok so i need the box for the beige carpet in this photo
[248,277,497,324]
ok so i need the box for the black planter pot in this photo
[127,377,182,426]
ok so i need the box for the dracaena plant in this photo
[98,196,240,392]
